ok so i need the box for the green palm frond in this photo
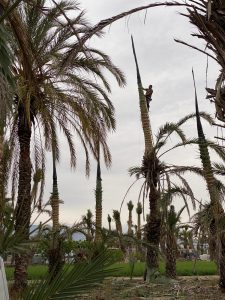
[155,122,186,149]
[165,165,203,177]
[22,250,118,300]
[176,111,214,127]
[213,162,225,175]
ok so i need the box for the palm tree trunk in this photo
[146,182,161,281]
[14,112,32,292]
[48,152,63,278]
[108,221,111,232]
[165,231,177,279]
[51,154,59,232]
[95,158,102,243]
[137,213,141,240]
[128,210,132,235]
[131,37,161,280]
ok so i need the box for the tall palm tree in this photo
[5,0,126,291]
[48,149,64,277]
[131,36,159,281]
[127,200,134,236]
[194,80,225,290]
[131,35,225,281]
[95,145,103,243]
[136,202,142,241]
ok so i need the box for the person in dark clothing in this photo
[143,85,153,111]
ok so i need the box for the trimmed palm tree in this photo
[83,209,94,241]
[127,200,134,236]
[131,35,225,281]
[113,210,125,253]
[194,78,225,290]
[136,202,142,241]
[113,210,123,236]
[131,36,159,281]
[107,214,112,232]
[95,145,103,243]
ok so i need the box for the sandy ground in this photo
[78,276,225,300]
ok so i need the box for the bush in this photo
[108,248,124,263]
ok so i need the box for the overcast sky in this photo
[34,1,223,229]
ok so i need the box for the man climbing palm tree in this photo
[143,85,153,111]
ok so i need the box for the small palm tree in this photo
[113,210,122,236]
[107,214,112,232]
[165,205,185,279]
[82,210,94,241]
[136,202,142,240]
[113,210,125,253]
[127,200,134,236]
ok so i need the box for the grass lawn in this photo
[5,260,217,281]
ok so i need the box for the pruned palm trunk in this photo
[136,202,142,240]
[194,80,225,290]
[51,153,59,232]
[113,210,126,254]
[127,201,134,236]
[107,214,111,232]
[14,111,32,292]
[131,36,161,281]
[165,231,177,279]
[95,153,102,243]
[146,181,161,279]
[48,151,63,278]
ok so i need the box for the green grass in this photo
[5,260,217,281]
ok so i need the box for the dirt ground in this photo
[78,276,225,300]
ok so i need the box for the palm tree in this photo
[107,214,112,232]
[113,210,123,236]
[95,145,103,243]
[136,202,142,240]
[127,200,134,236]
[5,0,126,291]
[192,203,215,259]
[131,34,225,281]
[194,81,225,289]
[82,209,94,241]
[47,149,64,277]
[165,205,185,279]
[113,210,125,253]
[130,36,214,281]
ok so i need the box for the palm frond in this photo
[22,250,118,300]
